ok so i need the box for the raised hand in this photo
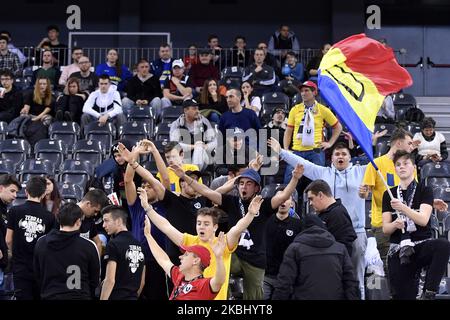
[292,164,304,180]
[268,138,281,154]
[211,232,226,258]
[170,164,185,178]
[137,187,149,210]
[248,195,264,216]
[249,153,264,171]
[144,215,152,238]
[117,142,134,163]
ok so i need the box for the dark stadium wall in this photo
[2,0,365,49]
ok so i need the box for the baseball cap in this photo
[237,168,261,186]
[271,106,287,117]
[182,99,199,108]
[299,80,318,92]
[180,244,211,268]
[228,127,244,139]
[172,59,185,69]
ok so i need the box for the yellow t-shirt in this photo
[363,154,417,228]
[156,163,203,193]
[287,102,339,151]
[183,233,237,300]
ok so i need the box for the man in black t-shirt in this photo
[100,205,145,300]
[6,176,55,300]
[382,150,450,300]
[34,203,100,300]
[305,179,357,256]
[263,187,301,300]
[161,59,193,108]
[171,164,304,300]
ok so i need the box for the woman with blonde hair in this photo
[55,77,87,122]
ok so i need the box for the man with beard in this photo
[170,164,304,300]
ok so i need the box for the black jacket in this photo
[273,226,360,300]
[0,201,7,269]
[318,200,357,256]
[125,75,162,102]
[33,229,100,300]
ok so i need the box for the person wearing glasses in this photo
[69,56,99,94]
[0,70,22,123]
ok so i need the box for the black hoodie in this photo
[273,226,360,300]
[33,229,100,300]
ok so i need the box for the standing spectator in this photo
[58,47,83,87]
[150,43,174,88]
[81,74,127,132]
[36,25,68,66]
[306,43,331,82]
[161,59,193,108]
[33,203,100,300]
[122,59,162,119]
[183,44,198,72]
[305,179,357,256]
[189,48,219,95]
[0,175,20,292]
[198,78,227,124]
[95,49,132,92]
[414,117,448,165]
[55,77,87,123]
[273,214,360,300]
[41,176,61,217]
[281,51,305,82]
[242,49,276,96]
[70,56,99,93]
[240,81,262,116]
[100,205,146,300]
[226,36,251,68]
[0,36,21,77]
[20,77,55,146]
[0,70,23,122]
[169,99,217,171]
[382,150,450,300]
[32,50,61,88]
[207,35,223,69]
[6,176,55,300]
[268,25,300,60]
[263,188,301,300]
[0,31,27,65]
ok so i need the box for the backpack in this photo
[6,115,31,138]
[404,108,425,123]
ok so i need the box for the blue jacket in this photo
[95,63,132,91]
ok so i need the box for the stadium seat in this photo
[0,159,16,175]
[291,92,302,107]
[119,121,149,147]
[374,136,391,157]
[48,121,81,153]
[374,123,397,136]
[57,182,84,202]
[394,104,413,121]
[73,139,103,167]
[59,159,94,190]
[84,121,116,154]
[160,106,183,124]
[154,122,171,141]
[12,185,27,206]
[421,161,450,180]
[392,93,417,108]
[0,139,31,170]
[0,121,7,140]
[260,92,290,125]
[430,214,440,239]
[34,139,67,169]
[128,105,154,132]
[220,66,244,90]
[102,175,114,195]
[19,159,55,182]
[425,177,450,191]
[277,79,301,97]
[152,139,170,156]
[404,122,422,136]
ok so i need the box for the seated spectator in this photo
[263,106,287,146]
[214,127,257,168]
[281,51,305,82]
[414,117,448,165]
[169,99,216,171]
[95,49,132,92]
[207,35,223,69]
[183,44,198,72]
[306,43,331,82]
[242,49,276,96]
[36,25,68,66]
[69,56,99,94]
[241,81,262,116]
[0,35,21,77]
[0,70,22,123]
[198,78,228,124]
[255,42,281,76]
[268,25,300,60]
[376,94,396,124]
[41,176,61,217]
[55,77,87,123]
[161,60,193,109]
[58,47,83,87]
[0,31,27,65]
[226,36,251,68]
[20,77,55,146]
[150,43,174,88]
[122,58,162,119]
[33,50,61,88]
[189,49,219,95]
[81,74,126,132]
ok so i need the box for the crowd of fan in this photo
[0,24,449,301]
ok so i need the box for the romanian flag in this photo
[318,33,413,167]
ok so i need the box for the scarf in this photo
[296,103,316,147]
